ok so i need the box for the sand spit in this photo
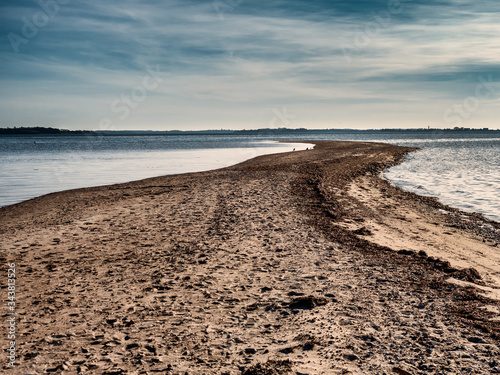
[1,141,499,374]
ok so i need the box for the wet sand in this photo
[1,141,499,374]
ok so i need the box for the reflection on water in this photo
[383,138,500,222]
[0,135,310,207]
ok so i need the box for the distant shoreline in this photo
[0,127,94,135]
[1,126,499,136]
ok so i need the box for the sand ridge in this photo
[1,141,499,374]
[344,176,500,300]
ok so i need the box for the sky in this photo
[0,0,499,130]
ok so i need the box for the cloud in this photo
[0,0,499,129]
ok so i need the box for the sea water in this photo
[0,134,310,207]
[0,132,499,223]
[382,137,500,222]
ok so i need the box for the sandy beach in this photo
[1,140,499,374]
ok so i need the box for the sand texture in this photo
[1,141,499,374]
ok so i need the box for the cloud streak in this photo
[0,0,499,129]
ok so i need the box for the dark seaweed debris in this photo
[288,295,329,310]
[242,359,293,375]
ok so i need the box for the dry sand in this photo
[1,141,499,374]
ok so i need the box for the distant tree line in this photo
[0,126,497,136]
[0,127,94,135]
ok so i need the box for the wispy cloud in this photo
[1,0,499,129]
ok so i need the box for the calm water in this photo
[0,132,499,222]
[0,135,309,207]
[382,137,500,222]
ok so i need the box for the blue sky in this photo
[1,0,499,130]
